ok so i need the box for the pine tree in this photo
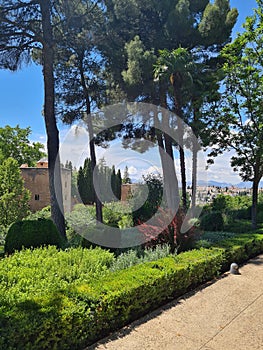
[101,0,237,216]
[0,0,67,239]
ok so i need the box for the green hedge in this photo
[0,233,263,349]
[4,219,64,254]
[215,233,263,271]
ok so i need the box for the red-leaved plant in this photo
[137,207,200,253]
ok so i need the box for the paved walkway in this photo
[89,254,263,350]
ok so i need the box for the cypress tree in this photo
[77,166,87,204]
[84,158,95,204]
[111,165,117,201]
[116,169,122,200]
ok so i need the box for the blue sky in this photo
[0,0,259,183]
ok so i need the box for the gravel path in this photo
[88,254,263,350]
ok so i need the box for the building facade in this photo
[20,158,71,213]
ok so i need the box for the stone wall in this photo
[21,167,72,213]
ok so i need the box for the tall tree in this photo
[0,157,30,229]
[0,125,45,166]
[208,1,263,229]
[102,0,237,217]
[54,0,104,223]
[186,62,222,210]
[0,0,66,237]
[154,47,195,212]
[84,158,95,204]
[116,168,122,200]
[77,158,96,205]
[111,165,116,199]
[77,166,86,204]
[0,0,67,239]
[77,157,122,204]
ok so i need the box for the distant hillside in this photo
[132,177,263,189]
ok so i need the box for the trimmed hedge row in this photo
[215,233,263,271]
[0,233,263,349]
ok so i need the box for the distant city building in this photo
[187,185,262,205]
[20,158,71,213]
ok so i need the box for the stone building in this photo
[121,183,143,201]
[20,158,71,213]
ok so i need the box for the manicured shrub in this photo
[0,245,115,349]
[200,211,224,231]
[4,219,65,254]
[214,233,263,271]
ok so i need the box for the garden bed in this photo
[0,233,263,349]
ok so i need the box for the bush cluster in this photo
[65,203,133,247]
[200,194,263,232]
[200,211,224,231]
[0,232,262,349]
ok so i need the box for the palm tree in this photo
[154,48,194,212]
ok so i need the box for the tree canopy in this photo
[0,125,45,166]
[0,157,30,230]
[208,0,263,228]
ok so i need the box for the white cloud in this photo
[205,150,241,184]
[145,165,162,175]
[59,124,90,168]
[128,165,138,175]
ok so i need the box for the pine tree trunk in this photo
[191,139,198,211]
[40,0,66,239]
[251,178,259,230]
[191,106,199,212]
[79,62,103,223]
[157,92,180,215]
[158,134,180,213]
[179,142,187,212]
[173,81,187,212]
[89,129,103,222]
